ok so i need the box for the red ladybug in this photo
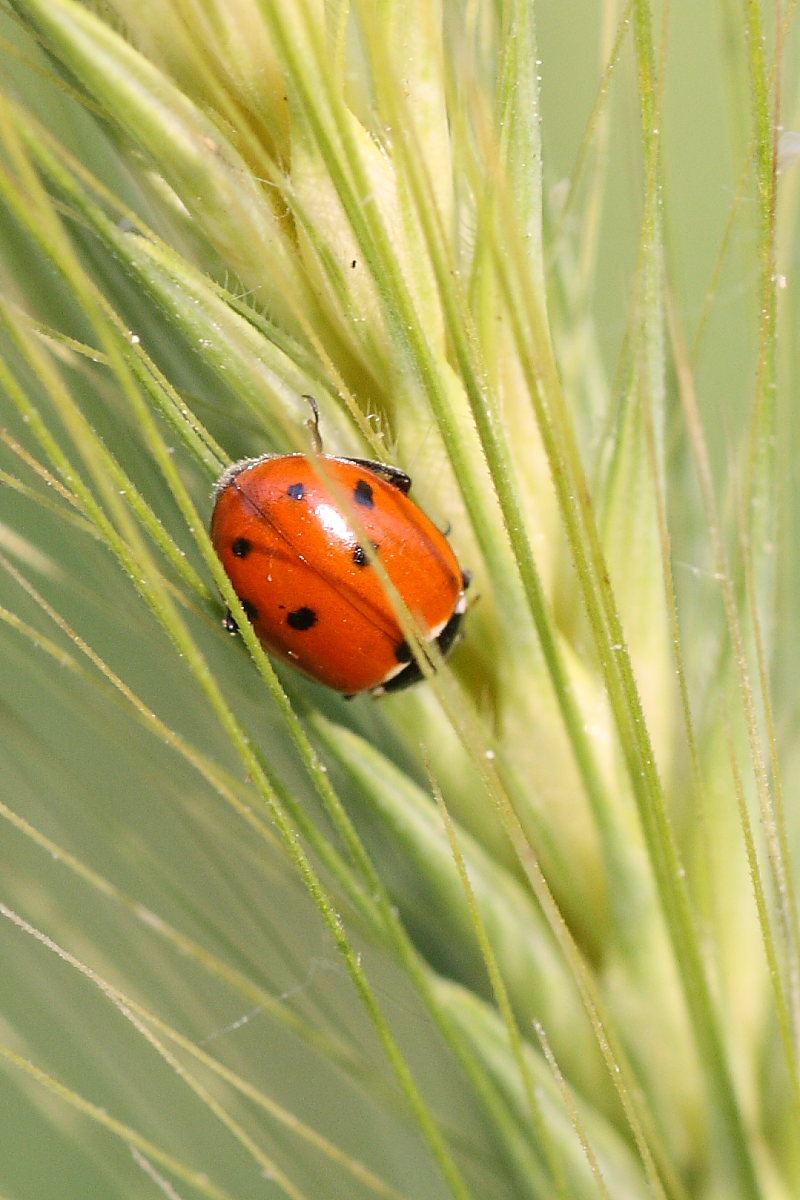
[210,451,469,695]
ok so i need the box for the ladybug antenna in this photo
[301,394,323,454]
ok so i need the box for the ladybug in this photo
[210,448,469,695]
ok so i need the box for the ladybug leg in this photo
[343,458,412,494]
[301,394,324,453]
[297,397,410,492]
[222,595,260,634]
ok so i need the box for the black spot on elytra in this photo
[232,537,252,558]
[353,540,379,567]
[241,598,259,621]
[287,482,305,500]
[287,606,318,631]
[354,479,375,508]
[394,640,412,664]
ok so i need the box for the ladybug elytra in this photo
[210,451,468,695]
